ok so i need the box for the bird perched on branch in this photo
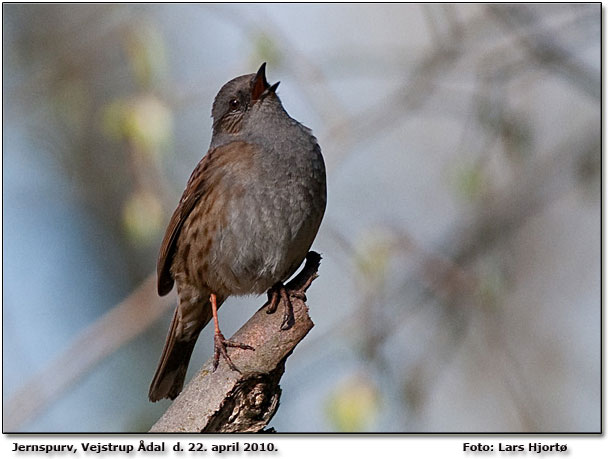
[149,63,327,401]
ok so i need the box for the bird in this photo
[148,63,327,402]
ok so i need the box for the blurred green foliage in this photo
[102,95,173,160]
[354,227,399,291]
[122,189,164,246]
[453,160,487,202]
[326,376,380,432]
[99,19,174,247]
[250,31,283,70]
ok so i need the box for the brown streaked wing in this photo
[157,156,207,296]
[156,141,256,296]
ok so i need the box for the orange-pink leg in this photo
[210,293,254,372]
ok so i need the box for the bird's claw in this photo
[212,332,254,372]
[265,282,307,330]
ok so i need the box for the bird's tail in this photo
[148,299,214,402]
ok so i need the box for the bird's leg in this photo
[265,282,308,330]
[210,293,254,372]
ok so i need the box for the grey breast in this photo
[212,108,326,295]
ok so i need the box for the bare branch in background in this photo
[486,4,600,100]
[3,274,176,432]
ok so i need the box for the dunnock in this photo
[149,63,327,401]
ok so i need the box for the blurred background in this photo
[2,3,600,432]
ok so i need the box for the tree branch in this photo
[149,251,321,433]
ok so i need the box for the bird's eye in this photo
[229,98,240,110]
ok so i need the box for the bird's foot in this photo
[264,282,308,330]
[212,331,254,372]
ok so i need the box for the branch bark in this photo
[149,252,321,433]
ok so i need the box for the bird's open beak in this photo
[251,62,280,101]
